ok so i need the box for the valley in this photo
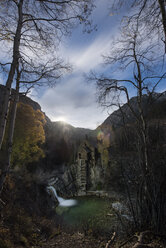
[0,85,166,247]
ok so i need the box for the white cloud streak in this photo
[27,1,124,129]
[68,34,112,72]
[30,14,119,129]
[32,76,109,129]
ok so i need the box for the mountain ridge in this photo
[1,84,166,146]
[99,91,166,130]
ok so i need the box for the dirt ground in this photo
[37,231,166,248]
[40,232,103,248]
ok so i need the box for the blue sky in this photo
[30,0,129,129]
[1,0,166,129]
[30,0,165,129]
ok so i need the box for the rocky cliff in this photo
[100,91,166,129]
[0,84,41,112]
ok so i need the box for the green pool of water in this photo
[56,196,115,234]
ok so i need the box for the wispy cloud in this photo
[29,0,153,129]
[29,2,121,129]
[67,34,112,72]
[32,75,109,129]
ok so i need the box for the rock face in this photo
[0,84,41,113]
[45,164,78,197]
[101,92,166,129]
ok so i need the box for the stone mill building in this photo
[76,140,104,195]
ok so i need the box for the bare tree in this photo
[91,20,166,231]
[111,0,166,52]
[0,0,95,149]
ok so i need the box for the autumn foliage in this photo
[11,103,46,167]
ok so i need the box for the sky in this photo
[1,0,166,130]
[29,0,125,129]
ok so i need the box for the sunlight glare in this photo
[56,116,67,123]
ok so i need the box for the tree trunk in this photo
[0,79,20,194]
[158,0,166,53]
[0,0,23,150]
[158,0,166,52]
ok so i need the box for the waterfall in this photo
[47,186,77,207]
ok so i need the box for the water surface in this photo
[56,196,115,234]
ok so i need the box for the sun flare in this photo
[56,116,67,123]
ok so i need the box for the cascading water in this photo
[47,186,77,207]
